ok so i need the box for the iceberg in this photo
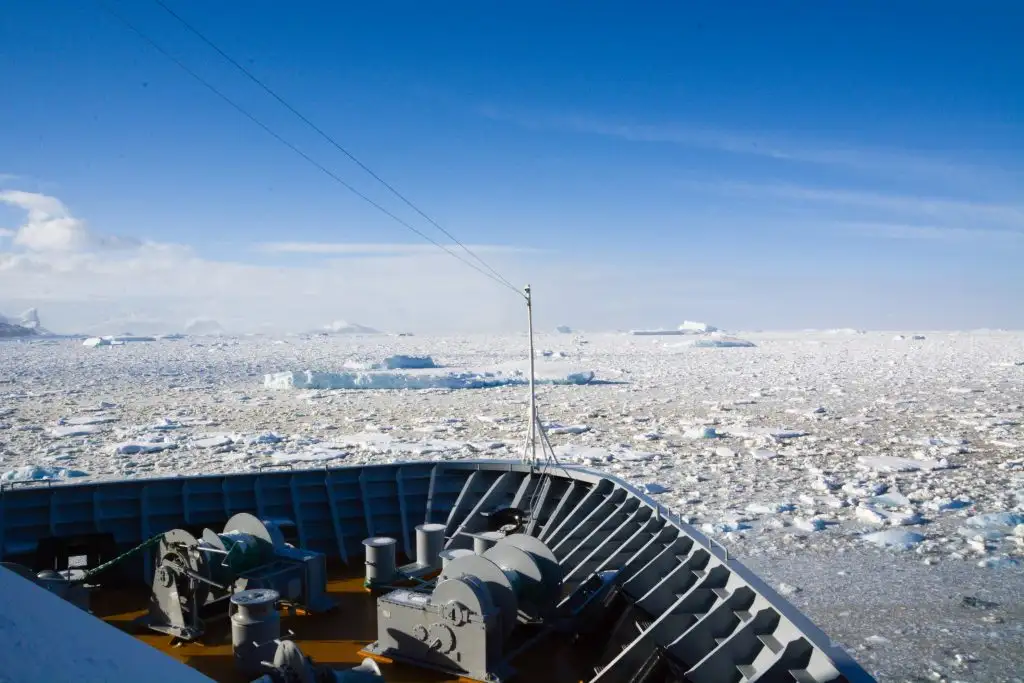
[678,320,718,333]
[322,320,381,334]
[264,362,596,391]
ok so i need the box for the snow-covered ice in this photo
[1,329,1022,681]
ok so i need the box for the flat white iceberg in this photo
[678,320,718,333]
[83,335,156,347]
[264,362,596,390]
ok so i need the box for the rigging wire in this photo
[96,0,525,298]
[151,0,521,295]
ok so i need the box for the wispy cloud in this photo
[255,242,533,256]
[680,180,1024,232]
[844,222,1024,244]
[0,228,14,237]
[477,106,991,185]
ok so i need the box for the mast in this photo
[524,284,538,467]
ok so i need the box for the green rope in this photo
[79,533,165,581]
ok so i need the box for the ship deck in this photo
[95,563,595,683]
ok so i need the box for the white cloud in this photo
[0,190,139,251]
[0,228,14,237]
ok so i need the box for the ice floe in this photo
[1,465,88,482]
[863,529,926,549]
[857,455,951,472]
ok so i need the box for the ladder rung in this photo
[758,634,784,654]
[736,663,757,679]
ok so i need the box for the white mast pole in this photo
[525,284,538,467]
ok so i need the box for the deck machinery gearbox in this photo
[363,533,563,683]
[143,512,336,641]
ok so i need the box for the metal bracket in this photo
[709,536,729,563]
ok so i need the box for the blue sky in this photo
[1,1,1022,333]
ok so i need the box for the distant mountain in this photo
[184,318,225,336]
